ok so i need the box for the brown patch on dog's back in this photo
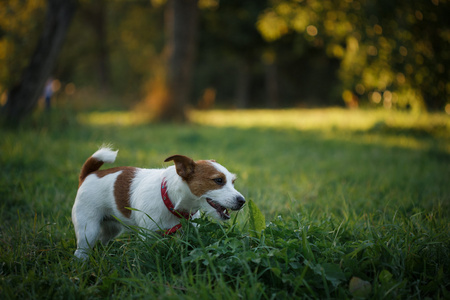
[114,167,136,218]
[186,160,225,197]
[95,167,137,218]
[95,167,134,178]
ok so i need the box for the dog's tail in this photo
[79,147,118,186]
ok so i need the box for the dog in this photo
[72,147,245,260]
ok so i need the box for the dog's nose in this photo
[236,196,246,208]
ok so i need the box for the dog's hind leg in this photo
[72,187,110,260]
[73,217,102,260]
[99,218,123,245]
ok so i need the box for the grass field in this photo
[1,108,449,299]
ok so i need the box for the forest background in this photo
[1,0,449,123]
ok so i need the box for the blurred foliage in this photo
[57,0,164,96]
[1,0,449,111]
[0,0,45,93]
[257,0,450,111]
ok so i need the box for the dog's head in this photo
[164,155,245,221]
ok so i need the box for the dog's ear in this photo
[164,155,196,180]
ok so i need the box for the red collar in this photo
[161,178,197,235]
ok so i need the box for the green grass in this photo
[1,108,449,299]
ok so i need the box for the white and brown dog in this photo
[72,147,245,260]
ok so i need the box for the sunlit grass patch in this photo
[190,108,450,132]
[77,108,450,153]
[78,108,450,134]
[77,111,149,126]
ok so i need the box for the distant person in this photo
[44,78,53,110]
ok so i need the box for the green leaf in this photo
[271,267,281,277]
[247,198,265,238]
[321,263,346,288]
[306,261,345,288]
[349,276,372,298]
[379,270,393,283]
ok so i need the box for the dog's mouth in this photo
[206,198,230,220]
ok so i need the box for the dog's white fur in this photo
[72,147,245,260]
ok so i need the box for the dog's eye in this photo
[213,178,224,185]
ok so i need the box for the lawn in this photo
[1,108,449,299]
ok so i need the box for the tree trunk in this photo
[264,60,279,108]
[81,0,110,92]
[262,50,279,108]
[1,0,76,126]
[96,8,110,92]
[158,0,198,122]
[235,61,250,109]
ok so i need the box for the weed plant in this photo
[0,109,449,299]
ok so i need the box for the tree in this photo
[79,0,110,92]
[145,0,198,122]
[1,0,76,126]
